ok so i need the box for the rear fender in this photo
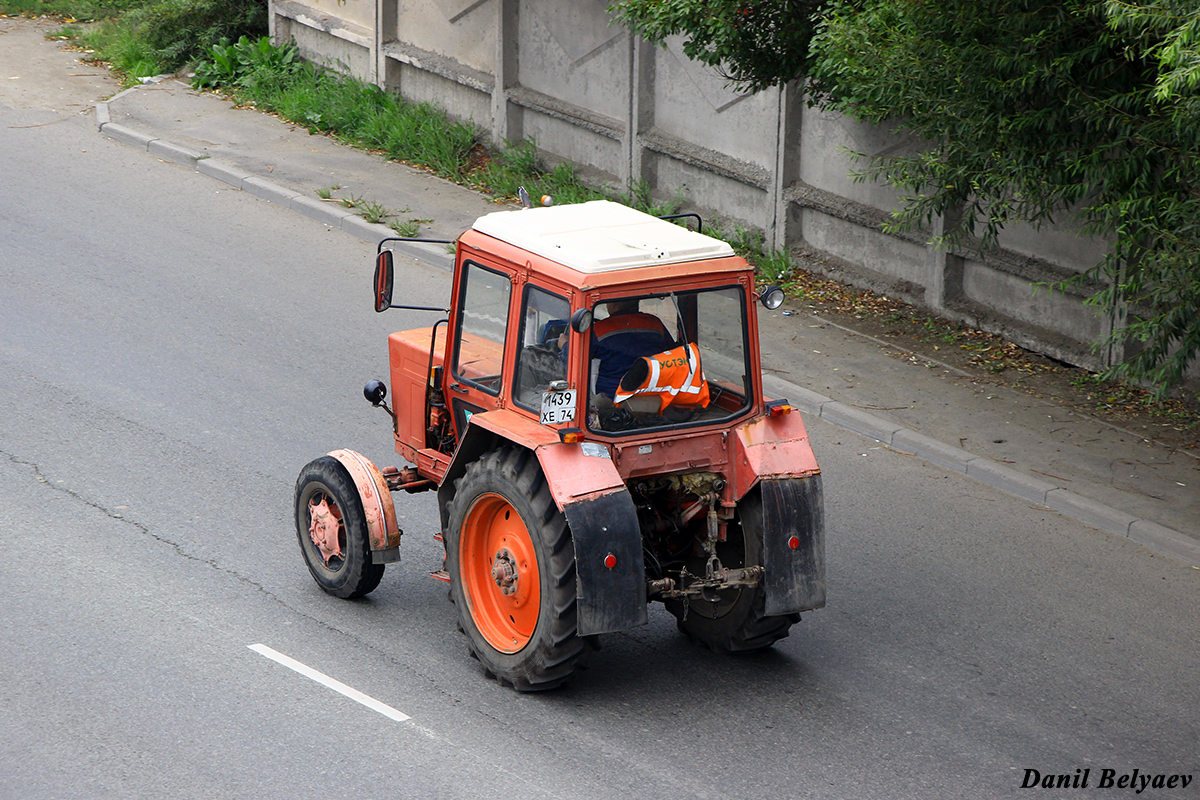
[439,410,648,635]
[728,411,824,614]
[751,475,825,615]
[327,449,402,563]
[730,410,820,499]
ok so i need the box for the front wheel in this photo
[665,492,798,652]
[295,456,385,599]
[445,446,592,691]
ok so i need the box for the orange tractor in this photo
[295,199,824,690]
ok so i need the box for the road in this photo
[1,21,1197,799]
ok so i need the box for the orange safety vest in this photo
[613,343,710,413]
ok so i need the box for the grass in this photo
[0,0,146,20]
[186,36,682,218]
[1,0,265,84]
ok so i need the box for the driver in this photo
[588,298,674,399]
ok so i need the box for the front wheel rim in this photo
[304,485,346,573]
[461,493,540,653]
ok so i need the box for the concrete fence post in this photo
[492,0,520,145]
[770,81,802,254]
[625,34,655,193]
[374,0,393,88]
[927,203,965,311]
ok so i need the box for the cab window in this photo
[586,286,752,434]
[513,285,571,409]
[451,262,511,395]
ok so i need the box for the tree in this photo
[606,0,824,92]
[611,0,1200,394]
[1106,0,1200,103]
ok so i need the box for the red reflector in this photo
[604,554,617,569]
[770,404,793,416]
[788,536,801,550]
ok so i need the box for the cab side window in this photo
[513,285,570,408]
[452,262,511,395]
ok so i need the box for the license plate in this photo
[540,388,576,425]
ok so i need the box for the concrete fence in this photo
[269,0,1140,374]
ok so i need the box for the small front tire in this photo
[295,456,385,599]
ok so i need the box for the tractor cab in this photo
[426,201,775,445]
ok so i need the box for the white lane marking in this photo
[248,643,411,722]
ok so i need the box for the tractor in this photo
[294,198,824,691]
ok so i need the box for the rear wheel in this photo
[446,446,591,691]
[295,456,384,599]
[666,494,797,652]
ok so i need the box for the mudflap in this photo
[562,490,649,636]
[759,475,825,616]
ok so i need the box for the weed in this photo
[357,199,389,224]
[315,186,333,200]
[617,180,682,217]
[752,249,794,284]
[389,219,420,238]
[193,34,297,91]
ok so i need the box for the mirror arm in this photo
[386,304,451,313]
[377,237,455,253]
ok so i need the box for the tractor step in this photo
[430,569,451,583]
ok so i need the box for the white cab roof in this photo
[471,200,735,273]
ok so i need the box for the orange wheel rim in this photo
[461,493,540,653]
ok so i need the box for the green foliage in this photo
[475,140,608,206]
[0,0,149,21]
[1106,0,1200,102]
[192,35,300,90]
[807,0,1200,393]
[611,0,1200,392]
[187,37,796,278]
[193,42,479,180]
[119,0,266,70]
[44,0,265,82]
[607,0,823,91]
[753,248,793,284]
[83,22,161,78]
[388,219,421,238]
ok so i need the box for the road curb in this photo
[94,97,1199,568]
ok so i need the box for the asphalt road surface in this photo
[1,23,1197,800]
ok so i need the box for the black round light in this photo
[363,380,387,405]
[759,285,785,310]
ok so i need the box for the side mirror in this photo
[570,308,593,334]
[757,284,785,310]
[374,250,394,313]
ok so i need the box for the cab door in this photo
[447,260,515,439]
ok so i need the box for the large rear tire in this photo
[446,446,591,691]
[295,456,385,599]
[666,493,797,652]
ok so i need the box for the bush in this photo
[123,0,266,70]
[192,35,300,91]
